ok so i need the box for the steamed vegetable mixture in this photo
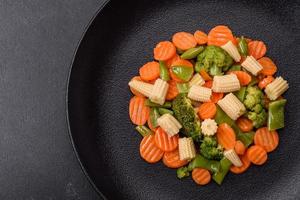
[128,25,289,186]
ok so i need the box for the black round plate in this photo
[67,0,300,199]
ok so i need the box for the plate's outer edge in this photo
[65,0,110,199]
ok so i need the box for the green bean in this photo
[180,46,204,59]
[234,87,246,102]
[149,108,160,128]
[158,108,174,115]
[171,66,194,82]
[135,125,153,137]
[228,65,241,72]
[145,99,172,108]
[268,99,287,130]
[188,154,220,173]
[215,106,235,126]
[212,158,232,185]
[176,83,189,94]
[238,36,248,56]
[235,130,255,147]
[159,61,170,81]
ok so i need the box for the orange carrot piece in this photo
[163,149,188,168]
[154,128,179,152]
[139,61,160,81]
[258,57,278,76]
[258,76,274,89]
[194,30,208,45]
[198,102,217,120]
[254,127,279,152]
[247,145,268,165]
[234,140,246,155]
[216,123,236,150]
[129,96,150,125]
[230,154,251,174]
[236,117,253,132]
[129,76,146,97]
[166,80,179,100]
[165,54,180,68]
[203,80,213,88]
[210,92,224,103]
[248,40,267,59]
[140,135,164,163]
[172,32,197,50]
[154,41,176,61]
[199,70,212,81]
[207,25,235,46]
[192,168,211,185]
[228,71,252,86]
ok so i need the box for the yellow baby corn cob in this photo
[241,56,263,76]
[188,85,212,102]
[157,114,182,137]
[224,149,242,167]
[149,79,169,105]
[128,79,153,97]
[212,74,241,93]
[188,73,205,87]
[265,76,289,100]
[217,93,246,120]
[201,119,218,136]
[178,137,196,161]
[221,41,241,62]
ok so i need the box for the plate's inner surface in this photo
[68,0,300,199]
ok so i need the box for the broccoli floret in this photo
[196,46,233,76]
[243,86,267,128]
[177,167,190,179]
[200,136,223,160]
[172,94,202,141]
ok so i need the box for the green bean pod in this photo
[176,83,189,94]
[135,125,153,137]
[268,99,287,130]
[145,99,172,108]
[238,36,248,56]
[159,61,170,81]
[188,154,220,173]
[149,108,160,128]
[180,46,204,59]
[212,158,232,185]
[158,108,174,115]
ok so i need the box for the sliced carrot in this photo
[171,58,193,67]
[154,41,176,61]
[236,117,253,132]
[163,149,188,168]
[248,40,267,59]
[129,76,145,97]
[210,92,224,103]
[230,154,251,174]
[154,127,179,152]
[166,80,179,100]
[172,32,197,50]
[258,57,278,76]
[247,145,268,165]
[207,25,235,46]
[139,61,160,81]
[216,123,236,150]
[228,71,252,86]
[194,30,208,45]
[203,80,213,88]
[147,117,157,132]
[199,70,212,81]
[198,102,217,120]
[165,54,180,68]
[192,168,211,185]
[258,76,274,89]
[254,127,279,152]
[234,140,246,155]
[129,96,150,125]
[140,135,164,163]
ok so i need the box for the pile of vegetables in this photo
[128,25,289,186]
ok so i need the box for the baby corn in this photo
[212,74,240,93]
[241,56,263,76]
[201,119,218,136]
[265,76,289,100]
[189,73,205,87]
[221,41,241,62]
[217,93,246,120]
[149,79,169,105]
[188,85,212,102]
[224,149,242,167]
[178,137,196,161]
[157,114,182,137]
[128,79,153,97]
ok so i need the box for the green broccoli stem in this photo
[268,99,287,130]
[212,158,232,185]
[188,154,220,173]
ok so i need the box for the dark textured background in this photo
[0,0,104,199]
